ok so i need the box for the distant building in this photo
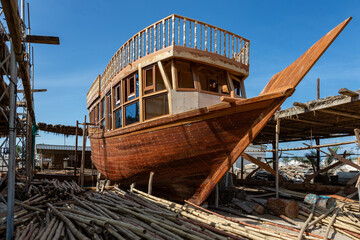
[233,144,267,169]
[36,144,92,170]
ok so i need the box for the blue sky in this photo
[27,0,360,148]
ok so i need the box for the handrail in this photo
[88,14,250,104]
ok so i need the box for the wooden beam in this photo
[354,129,360,148]
[329,148,360,171]
[242,153,285,181]
[338,88,359,97]
[317,109,360,119]
[305,161,343,182]
[285,117,332,126]
[24,35,60,45]
[220,96,245,104]
[18,89,47,93]
[293,102,308,108]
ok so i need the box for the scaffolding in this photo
[0,0,58,238]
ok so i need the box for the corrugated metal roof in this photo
[36,144,91,152]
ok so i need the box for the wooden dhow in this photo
[87,14,351,205]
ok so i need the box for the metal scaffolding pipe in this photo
[6,42,18,240]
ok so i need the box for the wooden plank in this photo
[242,153,285,181]
[24,35,60,45]
[285,117,332,126]
[317,109,360,119]
[354,129,360,148]
[329,148,360,171]
[305,161,343,182]
[338,88,359,97]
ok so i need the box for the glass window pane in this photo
[145,69,153,87]
[155,65,165,91]
[233,79,241,96]
[145,94,169,120]
[115,108,122,129]
[136,73,139,97]
[125,102,140,125]
[129,77,134,93]
[101,99,105,119]
[177,61,194,89]
[198,65,228,94]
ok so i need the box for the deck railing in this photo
[95,14,250,94]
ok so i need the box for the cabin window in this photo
[95,104,99,124]
[101,98,105,119]
[125,101,140,125]
[114,108,122,129]
[106,92,112,131]
[143,64,166,95]
[124,73,139,102]
[233,79,241,96]
[198,66,229,94]
[114,84,121,107]
[144,93,169,120]
[176,60,194,89]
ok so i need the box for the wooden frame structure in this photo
[87,15,351,205]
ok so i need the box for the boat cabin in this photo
[87,14,250,131]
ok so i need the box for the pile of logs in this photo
[1,179,359,240]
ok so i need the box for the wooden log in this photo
[253,203,265,214]
[324,203,345,239]
[52,221,64,240]
[266,198,299,218]
[293,102,308,108]
[297,204,315,240]
[39,217,56,240]
[46,203,90,240]
[148,172,154,195]
[338,88,359,97]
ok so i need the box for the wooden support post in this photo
[272,142,276,171]
[96,172,101,192]
[240,157,244,180]
[316,138,320,171]
[74,120,78,177]
[91,162,95,187]
[130,183,136,193]
[80,116,87,187]
[275,115,280,198]
[317,78,320,100]
[215,184,219,208]
[148,172,154,195]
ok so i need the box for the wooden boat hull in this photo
[90,94,285,201]
[89,17,351,204]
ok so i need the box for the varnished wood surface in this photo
[90,96,281,200]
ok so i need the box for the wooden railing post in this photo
[167,18,170,47]
[204,25,208,51]
[194,21,197,49]
[162,19,165,48]
[172,15,175,45]
[189,20,191,48]
[223,32,226,56]
[154,24,157,51]
[146,29,148,55]
[183,18,186,47]
[215,28,217,53]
